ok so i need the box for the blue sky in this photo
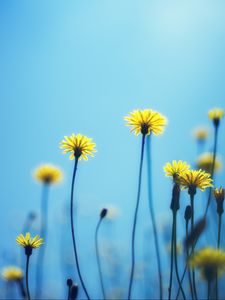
[0,1,225,298]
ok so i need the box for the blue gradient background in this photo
[0,1,225,299]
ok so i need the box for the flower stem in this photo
[174,211,186,300]
[95,218,106,300]
[168,215,174,300]
[190,193,198,300]
[146,136,163,300]
[70,157,90,300]
[35,183,49,298]
[185,220,194,300]
[128,134,145,300]
[205,124,218,217]
[207,280,211,300]
[17,279,27,299]
[216,213,222,299]
[26,255,31,300]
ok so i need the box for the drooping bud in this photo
[100,208,108,219]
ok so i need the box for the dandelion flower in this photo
[34,164,62,184]
[2,267,23,281]
[189,248,225,281]
[196,153,222,174]
[208,108,224,121]
[16,233,43,255]
[192,127,209,141]
[179,170,213,192]
[164,160,190,181]
[124,109,167,136]
[60,133,96,161]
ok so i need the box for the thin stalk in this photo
[207,280,211,300]
[26,255,31,300]
[146,136,163,300]
[185,220,194,300]
[95,218,106,300]
[70,157,90,300]
[168,215,175,300]
[190,193,198,300]
[216,213,222,299]
[35,183,49,298]
[17,279,26,299]
[67,285,71,300]
[205,125,218,217]
[174,211,186,300]
[128,134,146,300]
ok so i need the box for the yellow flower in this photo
[192,127,209,141]
[16,233,43,251]
[179,170,213,192]
[164,160,190,181]
[60,134,96,161]
[189,248,225,281]
[34,164,62,184]
[208,108,224,121]
[124,109,167,136]
[2,266,23,281]
[196,153,222,174]
[214,187,225,202]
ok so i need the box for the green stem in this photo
[35,184,49,298]
[146,136,163,300]
[128,134,145,300]
[95,218,106,300]
[185,220,194,300]
[174,211,186,300]
[70,157,90,300]
[168,215,174,300]
[26,255,31,300]
[190,193,198,300]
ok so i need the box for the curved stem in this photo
[146,136,163,300]
[128,134,146,300]
[95,218,106,299]
[185,220,194,300]
[70,157,90,300]
[26,255,31,300]
[205,125,218,217]
[35,184,49,298]
[174,212,186,300]
[168,215,175,300]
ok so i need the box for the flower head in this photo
[192,127,209,142]
[124,109,167,136]
[208,108,224,121]
[214,187,225,202]
[60,134,96,161]
[2,266,23,281]
[34,164,62,184]
[189,248,225,281]
[196,153,222,174]
[164,160,190,182]
[16,233,43,256]
[214,188,225,215]
[179,169,213,192]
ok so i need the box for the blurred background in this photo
[0,0,225,299]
